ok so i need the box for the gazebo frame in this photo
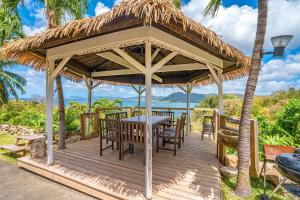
[45,26,226,199]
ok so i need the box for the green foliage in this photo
[222,176,291,200]
[92,98,122,109]
[0,101,45,130]
[195,88,300,151]
[0,98,124,133]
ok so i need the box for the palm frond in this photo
[203,0,222,17]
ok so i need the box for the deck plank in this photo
[17,133,221,200]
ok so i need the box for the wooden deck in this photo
[17,133,221,200]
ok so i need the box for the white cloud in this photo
[194,53,300,95]
[182,0,300,54]
[22,25,45,36]
[95,2,110,16]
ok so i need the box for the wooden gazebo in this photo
[0,0,250,199]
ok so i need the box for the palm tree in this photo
[0,60,26,105]
[0,5,26,105]
[173,0,181,9]
[44,0,89,149]
[5,0,89,149]
[204,0,268,197]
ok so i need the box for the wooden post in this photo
[218,115,226,164]
[250,119,259,178]
[186,83,192,136]
[138,85,142,114]
[145,41,152,199]
[85,78,93,114]
[217,70,223,114]
[46,59,54,165]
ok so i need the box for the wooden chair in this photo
[156,115,184,156]
[132,110,143,117]
[152,111,175,127]
[119,121,145,160]
[99,118,121,159]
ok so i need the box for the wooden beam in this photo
[151,48,160,62]
[148,27,223,68]
[177,85,187,93]
[207,63,221,86]
[159,63,206,72]
[144,41,152,199]
[98,51,162,82]
[92,69,136,77]
[113,48,146,74]
[151,51,178,73]
[92,63,207,78]
[46,59,54,165]
[97,52,136,71]
[50,56,72,80]
[92,82,102,89]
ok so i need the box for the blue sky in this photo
[12,0,300,99]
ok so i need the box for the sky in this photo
[11,0,300,99]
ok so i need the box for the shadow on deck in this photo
[17,132,221,200]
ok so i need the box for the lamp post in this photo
[263,35,293,57]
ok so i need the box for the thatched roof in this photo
[0,0,250,86]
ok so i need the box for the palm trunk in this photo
[48,9,66,149]
[56,76,66,149]
[235,0,268,197]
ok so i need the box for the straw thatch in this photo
[0,0,250,85]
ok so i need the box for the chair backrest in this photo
[152,111,175,124]
[132,110,143,117]
[105,112,128,120]
[120,121,146,144]
[105,119,121,141]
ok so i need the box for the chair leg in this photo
[112,141,114,150]
[174,138,177,156]
[156,135,159,153]
[100,139,103,156]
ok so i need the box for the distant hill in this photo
[159,92,206,103]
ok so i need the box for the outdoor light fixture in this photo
[264,35,293,57]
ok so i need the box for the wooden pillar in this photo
[138,85,142,114]
[217,70,223,114]
[145,41,152,199]
[46,59,54,165]
[87,79,93,114]
[186,83,192,136]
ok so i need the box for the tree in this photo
[173,0,181,9]
[204,0,268,197]
[0,4,26,106]
[0,61,26,105]
[5,0,89,149]
[44,0,89,149]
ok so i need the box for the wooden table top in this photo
[16,134,45,141]
[121,115,170,125]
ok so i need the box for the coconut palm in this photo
[173,0,181,9]
[0,60,26,105]
[43,0,89,149]
[204,0,268,197]
[0,4,26,105]
[4,0,89,149]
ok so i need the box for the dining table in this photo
[120,115,171,127]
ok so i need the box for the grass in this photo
[0,133,23,164]
[222,176,293,200]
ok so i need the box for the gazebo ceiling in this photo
[0,0,251,86]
